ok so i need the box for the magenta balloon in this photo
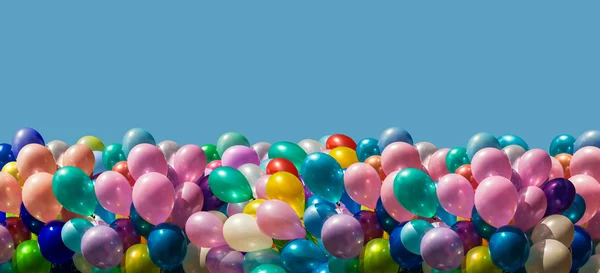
[254,175,270,200]
[186,211,226,248]
[420,227,464,271]
[132,172,175,225]
[471,148,512,184]
[513,186,547,231]
[426,148,450,182]
[0,226,14,263]
[381,142,421,175]
[95,171,132,216]
[173,144,207,183]
[256,200,305,240]
[81,225,123,269]
[171,182,204,229]
[321,214,365,259]
[517,149,552,187]
[437,174,474,218]
[571,146,600,183]
[127,143,168,180]
[344,163,381,209]
[227,201,249,216]
[380,171,413,222]
[206,245,244,273]
[221,145,260,169]
[474,176,518,228]
[549,157,565,180]
[570,174,600,224]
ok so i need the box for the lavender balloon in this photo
[321,214,364,259]
[206,245,244,273]
[166,166,181,188]
[450,221,482,253]
[81,225,123,269]
[420,227,464,271]
[222,145,260,169]
[541,178,576,216]
[196,175,225,211]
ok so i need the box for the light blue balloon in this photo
[92,151,106,176]
[340,190,360,215]
[259,158,272,172]
[94,201,115,224]
[575,130,600,152]
[497,134,529,151]
[550,134,576,156]
[378,127,413,152]
[242,248,283,273]
[355,138,380,162]
[122,128,156,157]
[436,202,457,226]
[61,218,94,253]
[400,219,434,255]
[306,195,330,208]
[319,135,331,147]
[466,132,501,161]
[281,239,327,273]
[301,153,344,204]
[304,203,337,238]
[312,263,332,273]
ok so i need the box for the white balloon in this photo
[580,254,600,273]
[298,139,324,155]
[415,142,437,162]
[239,163,266,198]
[158,140,180,166]
[208,210,228,223]
[183,243,210,273]
[47,140,69,161]
[223,214,272,252]
[252,142,271,160]
[503,145,526,167]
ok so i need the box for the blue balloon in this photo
[0,211,5,225]
[389,222,423,269]
[94,201,115,224]
[19,203,45,234]
[466,132,501,161]
[319,135,331,147]
[562,194,586,224]
[575,130,600,152]
[375,198,399,234]
[218,203,229,217]
[11,127,45,158]
[306,195,331,208]
[312,263,331,273]
[122,128,156,157]
[92,151,106,177]
[549,134,576,156]
[304,202,337,238]
[497,134,529,150]
[259,158,272,172]
[0,144,15,169]
[378,127,413,152]
[242,248,283,273]
[340,190,360,215]
[356,138,380,162]
[435,203,457,226]
[301,153,344,204]
[61,218,94,253]
[571,225,593,270]
[39,221,74,264]
[281,239,327,273]
[489,226,530,272]
[148,223,187,270]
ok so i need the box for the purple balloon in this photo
[303,181,314,201]
[206,245,244,273]
[221,145,260,169]
[420,227,464,271]
[541,178,576,215]
[12,127,45,157]
[450,221,482,253]
[109,219,140,252]
[81,225,123,269]
[167,166,182,188]
[510,169,524,191]
[321,214,364,259]
[197,175,225,211]
[354,211,383,244]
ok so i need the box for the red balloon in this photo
[206,160,222,171]
[455,164,478,190]
[4,217,31,247]
[326,134,357,150]
[266,158,299,177]
[112,161,136,187]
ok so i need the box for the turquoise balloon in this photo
[250,264,287,273]
[61,218,94,253]
[400,220,434,255]
[52,166,97,216]
[328,256,359,273]
[301,153,344,204]
[92,267,121,273]
[466,132,501,161]
[312,263,332,273]
[497,134,529,150]
[102,143,126,170]
[208,167,253,203]
[563,194,586,224]
[393,168,438,218]
[122,128,156,157]
[356,138,380,162]
[268,141,307,171]
[242,249,283,273]
[216,132,250,157]
[259,159,272,172]
[550,134,576,156]
[319,135,331,147]
[280,239,327,273]
[0,262,14,273]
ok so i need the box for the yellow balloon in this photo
[329,147,359,169]
[31,233,38,240]
[243,199,266,217]
[462,246,501,273]
[124,244,160,273]
[361,205,374,212]
[266,172,305,218]
[359,238,399,273]
[77,136,105,152]
[457,216,470,221]
[2,162,24,186]
[382,232,390,239]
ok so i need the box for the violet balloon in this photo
[171,182,204,229]
[437,174,474,218]
[127,143,168,180]
[354,211,384,244]
[0,225,14,263]
[221,145,260,169]
[166,165,182,188]
[471,148,512,184]
[541,178,576,216]
[517,149,552,187]
[513,186,547,232]
[474,176,518,228]
[196,175,225,211]
[173,144,207,183]
[321,214,364,259]
[109,219,140,251]
[450,221,482,253]
[206,245,244,273]
[81,225,123,269]
[420,227,464,271]
[256,200,305,240]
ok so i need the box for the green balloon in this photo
[268,141,307,171]
[329,257,359,273]
[359,239,398,273]
[445,147,470,173]
[250,264,287,273]
[393,168,438,218]
[93,267,121,273]
[208,167,252,203]
[12,240,51,273]
[102,143,126,170]
[216,132,250,157]
[201,144,221,163]
[52,166,97,216]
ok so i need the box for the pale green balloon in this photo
[217,132,250,157]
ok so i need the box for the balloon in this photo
[540,178,576,216]
[101,144,126,171]
[571,146,600,182]
[570,174,600,224]
[340,189,361,215]
[296,139,324,156]
[425,148,449,182]
[450,221,482,253]
[73,253,93,273]
[325,134,356,150]
[360,238,399,273]
[256,200,305,240]
[329,147,358,169]
[328,256,359,273]
[549,156,565,180]
[304,202,337,238]
[181,243,208,273]
[517,149,552,187]
[157,140,179,166]
[474,176,518,228]
[22,172,62,222]
[381,142,421,176]
[0,226,14,263]
[435,203,457,227]
[389,222,422,269]
[380,171,413,223]
[400,219,434,255]
[147,223,187,270]
[301,153,344,204]
[92,151,106,177]
[353,211,383,244]
[243,199,265,218]
[208,167,252,203]
[4,217,31,247]
[196,174,224,211]
[16,143,56,181]
[525,239,572,273]
[109,219,140,251]
[2,161,24,187]
[95,171,132,216]
[242,248,282,272]
[250,142,271,162]
[12,240,51,273]
[445,147,470,173]
[343,163,381,209]
[75,136,104,152]
[415,142,438,163]
[61,218,94,253]
[531,215,574,246]
[488,226,529,272]
[12,127,45,158]
[127,144,168,181]
[463,246,501,273]
[471,148,511,183]
[122,128,156,157]
[321,214,364,259]
[221,145,259,170]
[513,186,547,232]
[563,194,586,224]
[239,164,266,198]
[201,144,221,164]
[498,134,529,150]
[379,128,413,152]
[420,227,464,271]
[94,203,115,225]
[81,225,123,269]
[550,134,576,156]
[38,221,74,264]
[356,138,380,162]
[375,198,400,233]
[466,132,501,161]
[52,166,97,216]
[169,144,207,184]
[437,174,474,218]
[205,245,244,273]
[502,144,526,168]
[555,153,572,178]
[171,182,204,228]
[124,244,160,273]
[265,158,299,177]
[250,264,286,273]
[217,132,250,157]
[61,144,95,176]
[111,161,135,187]
[0,172,21,214]
[132,172,175,225]
[393,168,437,218]
[268,141,307,172]
[222,213,272,252]
[364,155,386,181]
[471,207,496,240]
[264,172,305,217]
[454,164,477,190]
[571,225,593,270]
[280,239,327,273]
[575,130,600,151]
[0,143,15,169]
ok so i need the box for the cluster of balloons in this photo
[3,127,600,273]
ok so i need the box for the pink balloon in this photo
[586,209,600,240]
[127,144,168,181]
[254,175,270,199]
[571,146,600,183]
[95,171,132,216]
[343,163,381,209]
[171,182,204,229]
[256,200,306,240]
[221,145,260,169]
[437,174,474,218]
[474,176,518,228]
[0,172,21,214]
[186,211,226,248]
[206,160,222,171]
[471,148,512,183]
[381,142,421,175]
[426,148,450,181]
[380,171,414,222]
[513,186,547,232]
[549,157,565,180]
[132,172,175,225]
[22,172,62,222]
[227,201,249,217]
[570,174,600,224]
[173,145,207,183]
[517,149,552,187]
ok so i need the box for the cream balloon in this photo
[503,145,526,167]
[238,163,265,198]
[158,140,180,166]
[208,210,228,223]
[525,239,572,273]
[252,142,271,160]
[580,254,600,273]
[222,213,273,252]
[46,140,69,161]
[531,215,574,246]
[415,142,437,162]
[298,139,324,155]
[182,243,210,273]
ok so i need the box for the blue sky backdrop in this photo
[1,1,598,150]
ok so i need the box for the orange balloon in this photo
[62,144,95,176]
[0,172,22,214]
[22,172,62,222]
[113,161,136,187]
[364,155,386,181]
[16,144,57,181]
[455,164,478,190]
[555,153,572,179]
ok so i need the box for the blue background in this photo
[0,1,598,149]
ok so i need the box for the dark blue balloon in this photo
[571,225,593,270]
[356,138,380,162]
[340,189,361,215]
[148,223,187,270]
[562,194,586,224]
[375,198,399,233]
[0,211,5,225]
[489,226,530,272]
[280,239,327,273]
[39,221,74,264]
[0,144,15,169]
[11,127,45,157]
[19,203,45,234]
[160,265,184,273]
[550,134,576,156]
[389,222,423,269]
[218,203,229,216]
[304,202,337,238]
[574,130,600,153]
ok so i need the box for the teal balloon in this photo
[102,143,126,170]
[393,168,438,218]
[243,249,283,273]
[445,147,470,173]
[129,204,155,238]
[94,202,115,224]
[436,202,457,226]
[0,262,14,273]
[250,264,287,273]
[312,263,332,273]
[216,132,250,157]
[301,153,344,204]
[92,267,121,273]
[280,239,327,273]
[471,207,496,240]
[550,134,576,156]
[61,218,94,253]
[122,128,156,157]
[400,219,434,255]
[498,134,529,150]
[466,132,500,161]
[207,167,253,203]
[356,138,380,162]
[319,135,331,147]
[268,141,307,171]
[52,166,97,216]
[563,194,586,224]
